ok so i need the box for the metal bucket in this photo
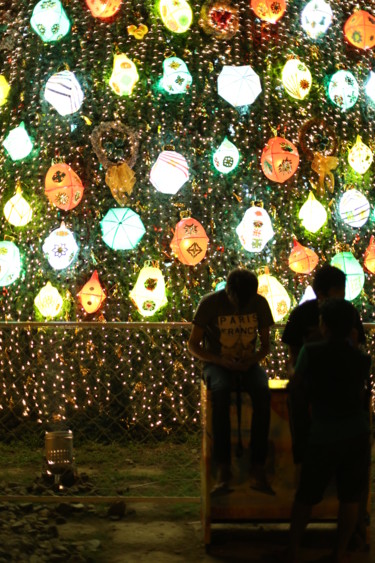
[45,430,74,475]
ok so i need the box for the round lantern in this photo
[4,186,33,227]
[364,236,375,274]
[44,71,84,116]
[45,162,84,211]
[85,0,122,19]
[199,1,239,40]
[100,208,145,250]
[34,282,63,318]
[339,189,370,228]
[0,75,10,106]
[161,57,192,94]
[129,264,168,317]
[236,206,274,253]
[150,150,189,194]
[251,0,286,23]
[331,252,364,301]
[328,70,359,112]
[218,65,262,107]
[282,59,312,100]
[299,191,327,233]
[288,239,319,274]
[170,217,209,265]
[213,138,240,174]
[301,0,333,39]
[109,54,139,96]
[78,270,106,314]
[344,10,375,50]
[257,271,291,322]
[0,241,21,286]
[30,0,71,43]
[42,222,79,270]
[365,70,375,104]
[261,136,299,183]
[2,122,33,161]
[159,0,193,33]
[348,136,373,175]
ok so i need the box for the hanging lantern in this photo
[34,282,63,318]
[44,71,84,116]
[218,65,262,107]
[301,0,333,39]
[0,241,21,287]
[158,0,193,33]
[282,59,312,100]
[2,122,33,161]
[250,0,286,23]
[109,54,139,96]
[170,216,209,265]
[364,236,375,274]
[365,70,375,104]
[30,0,71,43]
[100,208,145,250]
[42,222,79,270]
[4,186,33,227]
[261,136,299,183]
[161,57,192,94]
[85,0,122,19]
[328,70,359,112]
[348,136,373,175]
[0,75,10,106]
[78,271,106,314]
[213,138,240,174]
[129,264,168,317]
[215,279,227,292]
[339,189,370,229]
[45,162,84,211]
[150,150,189,194]
[299,285,316,304]
[344,10,375,50]
[199,1,239,40]
[299,192,327,233]
[257,270,291,322]
[331,252,364,301]
[236,206,274,253]
[288,239,319,274]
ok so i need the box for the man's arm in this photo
[188,324,243,370]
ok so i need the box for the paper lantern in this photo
[331,252,364,301]
[161,57,192,94]
[45,162,84,211]
[78,271,106,314]
[0,75,10,106]
[42,222,79,270]
[0,241,21,286]
[150,150,189,194]
[215,279,227,292]
[109,54,139,96]
[348,136,373,174]
[282,59,312,100]
[2,122,33,161]
[365,70,375,104]
[344,10,375,50]
[261,136,299,183]
[100,208,145,250]
[44,71,84,116]
[4,186,33,227]
[213,138,239,173]
[299,285,316,304]
[129,264,168,317]
[218,65,262,107]
[339,189,370,228]
[199,1,239,40]
[301,0,333,39]
[288,239,319,274]
[364,236,375,274]
[299,192,327,233]
[170,217,209,265]
[251,0,286,23]
[34,282,63,318]
[159,0,193,33]
[328,70,359,111]
[85,0,122,19]
[30,0,70,43]
[236,206,274,253]
[257,271,291,322]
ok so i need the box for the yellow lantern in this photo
[34,281,63,318]
[109,54,139,96]
[158,0,193,34]
[257,270,291,322]
[298,191,327,233]
[288,239,319,274]
[348,136,373,174]
[129,263,168,317]
[0,75,10,106]
[282,59,312,100]
[4,186,33,227]
[78,270,106,314]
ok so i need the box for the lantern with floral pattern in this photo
[261,136,299,183]
[344,10,375,50]
[171,217,209,265]
[78,271,106,314]
[85,0,122,19]
[129,263,168,317]
[45,162,84,211]
[250,0,286,23]
[257,270,291,322]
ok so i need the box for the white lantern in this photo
[301,0,333,39]
[299,191,327,233]
[4,187,33,227]
[339,189,370,228]
[282,59,312,100]
[44,70,84,116]
[109,53,139,97]
[299,285,316,304]
[161,57,192,94]
[257,271,291,322]
[34,281,63,318]
[150,150,189,194]
[129,264,168,317]
[348,136,373,175]
[328,70,359,112]
[0,241,21,286]
[217,65,262,107]
[365,70,375,104]
[2,122,33,161]
[42,222,78,270]
[213,138,240,174]
[30,0,70,43]
[236,206,274,253]
[331,252,364,301]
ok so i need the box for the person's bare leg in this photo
[332,501,359,563]
[286,499,312,563]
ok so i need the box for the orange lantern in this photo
[364,235,375,274]
[45,163,84,211]
[78,271,106,314]
[250,0,286,23]
[170,217,209,265]
[85,0,122,19]
[344,10,375,50]
[288,239,319,274]
[261,136,299,183]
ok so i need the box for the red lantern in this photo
[170,217,209,266]
[261,136,299,183]
[85,0,122,19]
[288,239,319,274]
[45,163,84,211]
[250,0,286,24]
[364,236,375,274]
[78,271,106,314]
[344,10,375,50]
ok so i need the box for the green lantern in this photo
[328,70,358,112]
[158,0,193,33]
[213,138,240,174]
[30,0,71,43]
[100,208,146,250]
[331,252,364,301]
[161,57,192,94]
[0,241,21,286]
[2,122,33,161]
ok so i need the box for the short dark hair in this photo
[319,298,356,339]
[312,265,346,296]
[226,268,258,308]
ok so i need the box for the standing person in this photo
[188,267,275,494]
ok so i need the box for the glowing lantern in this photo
[299,285,316,304]
[257,270,291,322]
[109,54,139,96]
[344,10,375,50]
[30,0,70,43]
[158,0,193,33]
[150,150,189,194]
[213,138,240,174]
[4,186,33,227]
[45,162,84,211]
[282,59,312,100]
[364,236,375,274]
[331,252,364,301]
[161,57,192,94]
[2,122,33,161]
[365,70,375,104]
[100,208,145,250]
[261,136,299,183]
[85,0,122,19]
[301,0,333,39]
[348,136,373,174]
[129,263,168,317]
[339,189,370,229]
[170,217,209,265]
[199,1,239,40]
[251,0,286,23]
[288,239,319,274]
[44,71,84,116]
[299,192,327,233]
[328,70,359,111]
[78,271,106,314]
[0,241,21,286]
[42,222,79,270]
[218,65,262,107]
[215,279,227,292]
[236,206,274,253]
[0,75,10,106]
[34,282,63,318]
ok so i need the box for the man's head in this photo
[312,265,346,301]
[319,298,356,340]
[226,268,258,309]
